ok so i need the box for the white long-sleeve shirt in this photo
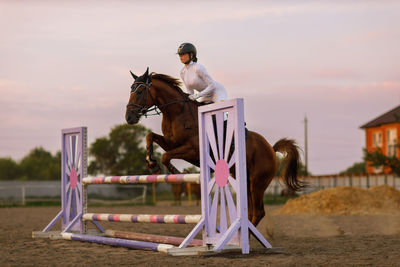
[180,62,227,103]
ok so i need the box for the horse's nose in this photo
[126,113,132,123]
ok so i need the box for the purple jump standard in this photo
[62,233,174,253]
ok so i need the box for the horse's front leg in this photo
[146,132,171,173]
[161,144,197,174]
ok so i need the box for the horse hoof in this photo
[148,162,161,174]
[146,159,156,168]
[168,166,181,174]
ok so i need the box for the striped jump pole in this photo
[105,230,203,247]
[83,213,201,224]
[82,174,199,206]
[82,173,200,185]
[62,233,174,253]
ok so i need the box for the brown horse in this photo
[125,68,305,226]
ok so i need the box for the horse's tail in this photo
[273,138,306,191]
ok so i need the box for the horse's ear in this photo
[130,71,138,79]
[144,67,151,83]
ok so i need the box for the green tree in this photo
[340,161,366,175]
[0,157,21,180]
[88,124,164,176]
[19,147,61,180]
[364,146,400,176]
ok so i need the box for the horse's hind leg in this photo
[249,173,274,227]
[165,162,181,174]
[246,169,255,224]
[171,183,183,205]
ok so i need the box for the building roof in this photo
[360,105,400,129]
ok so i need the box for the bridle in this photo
[126,79,192,118]
[126,81,154,117]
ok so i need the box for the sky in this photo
[0,1,399,175]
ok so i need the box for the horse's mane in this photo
[150,73,184,94]
[150,72,207,106]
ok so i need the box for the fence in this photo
[265,173,400,195]
[0,181,147,205]
[2,174,399,204]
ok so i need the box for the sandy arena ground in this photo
[1,204,399,266]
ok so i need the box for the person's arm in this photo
[195,65,217,97]
[180,71,194,95]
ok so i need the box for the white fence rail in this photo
[265,174,400,195]
[0,181,148,204]
[1,174,399,204]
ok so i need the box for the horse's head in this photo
[125,67,154,124]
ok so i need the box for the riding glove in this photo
[189,93,201,101]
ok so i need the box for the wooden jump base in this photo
[82,173,200,185]
[36,99,272,255]
[83,213,201,224]
[62,232,174,253]
[105,230,203,247]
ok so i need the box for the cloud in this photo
[311,69,359,80]
[337,80,400,94]
[1,0,400,174]
[0,1,357,36]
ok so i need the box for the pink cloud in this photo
[311,69,359,80]
[362,31,385,41]
[338,81,400,94]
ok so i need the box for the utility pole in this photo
[304,115,308,175]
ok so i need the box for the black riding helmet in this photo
[177,43,198,63]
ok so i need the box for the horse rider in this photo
[177,43,228,104]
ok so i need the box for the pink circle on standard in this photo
[215,159,229,187]
[70,169,78,189]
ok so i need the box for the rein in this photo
[140,99,190,117]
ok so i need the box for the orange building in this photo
[360,105,400,174]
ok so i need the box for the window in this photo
[371,131,383,173]
[372,132,382,148]
[386,128,397,157]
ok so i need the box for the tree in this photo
[0,158,21,180]
[19,147,61,180]
[88,124,164,176]
[340,161,366,175]
[364,145,400,176]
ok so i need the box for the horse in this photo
[125,68,305,226]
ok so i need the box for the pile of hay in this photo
[275,185,400,215]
